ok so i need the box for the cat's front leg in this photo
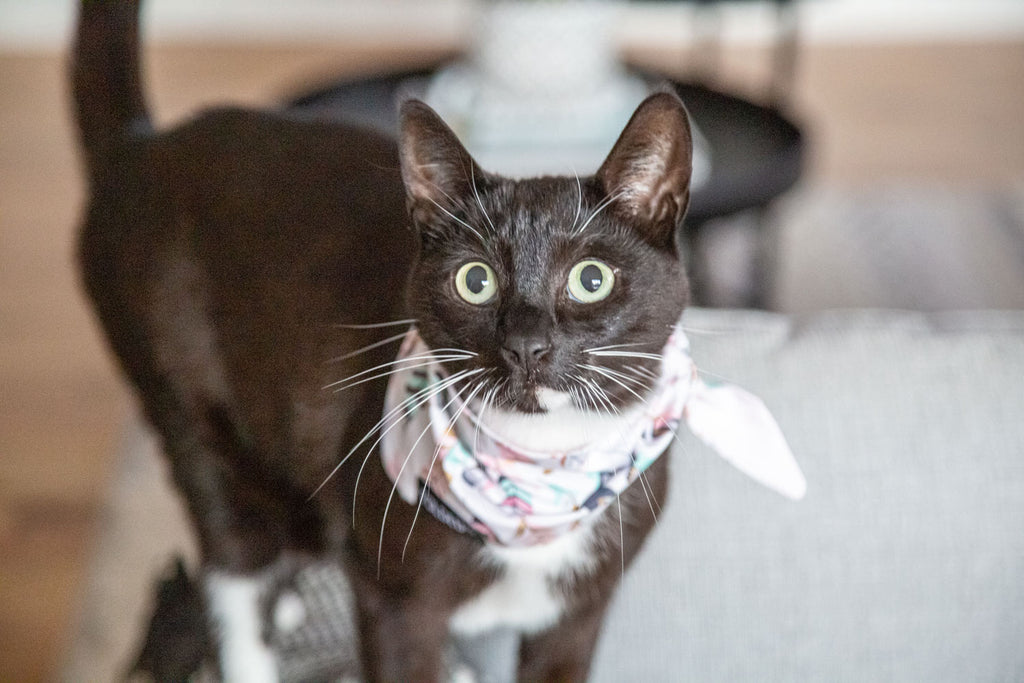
[516,599,611,683]
[205,568,280,683]
[164,441,305,682]
[349,579,452,682]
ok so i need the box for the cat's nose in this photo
[501,334,551,369]
[499,305,553,371]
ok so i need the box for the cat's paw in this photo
[206,571,279,683]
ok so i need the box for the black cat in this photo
[73,2,692,680]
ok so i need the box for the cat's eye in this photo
[455,261,497,305]
[567,260,615,303]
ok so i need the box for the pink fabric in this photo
[381,325,805,547]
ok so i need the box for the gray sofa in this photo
[594,308,1024,682]
[63,307,1024,682]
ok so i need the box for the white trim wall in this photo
[2,0,1023,52]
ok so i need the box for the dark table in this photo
[287,64,804,308]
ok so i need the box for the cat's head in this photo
[398,92,692,414]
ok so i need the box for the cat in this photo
[73,1,692,681]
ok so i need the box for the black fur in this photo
[130,558,212,682]
[73,2,693,680]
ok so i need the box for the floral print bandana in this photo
[381,324,805,547]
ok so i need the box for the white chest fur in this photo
[482,389,646,453]
[449,520,601,636]
[447,391,631,636]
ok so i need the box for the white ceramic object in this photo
[425,1,658,177]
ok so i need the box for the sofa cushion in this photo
[593,308,1024,682]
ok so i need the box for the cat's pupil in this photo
[580,264,603,293]
[465,265,489,294]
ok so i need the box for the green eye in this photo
[455,261,497,304]
[567,260,615,303]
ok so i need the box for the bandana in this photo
[380,324,805,547]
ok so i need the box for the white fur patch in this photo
[273,590,307,634]
[535,387,573,411]
[205,571,279,683]
[449,522,599,637]
[483,398,645,453]
[449,662,480,683]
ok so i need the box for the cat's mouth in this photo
[496,382,573,414]
[534,387,573,411]
[502,386,545,414]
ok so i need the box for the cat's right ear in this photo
[398,100,481,228]
[596,91,693,251]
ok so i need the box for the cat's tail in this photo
[71,0,151,182]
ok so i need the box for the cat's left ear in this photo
[398,99,484,228]
[596,91,693,250]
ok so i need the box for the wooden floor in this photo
[0,37,1021,681]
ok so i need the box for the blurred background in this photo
[1,0,1022,679]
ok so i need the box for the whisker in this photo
[565,383,578,410]
[568,374,592,412]
[582,376,616,415]
[573,373,663,525]
[323,348,475,391]
[616,391,666,524]
[398,379,489,563]
[587,350,665,362]
[627,365,660,381]
[593,364,654,391]
[677,324,732,337]
[486,376,510,410]
[631,455,662,521]
[574,190,624,235]
[696,367,739,384]
[307,369,477,501]
[351,369,484,517]
[427,197,487,245]
[575,383,592,412]
[583,340,659,353]
[567,381,587,412]
[597,385,662,524]
[334,319,418,330]
[616,495,625,579]
[326,331,408,364]
[497,377,512,410]
[470,164,497,236]
[570,167,583,232]
[382,379,485,575]
[420,172,471,213]
[472,374,500,456]
[592,379,616,415]
[579,380,661,523]
[325,357,472,394]
[580,364,649,403]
